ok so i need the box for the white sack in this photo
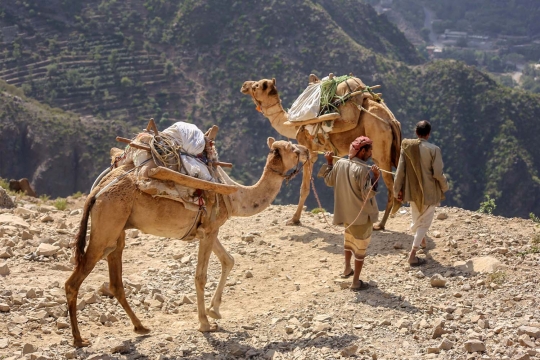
[162,121,205,155]
[288,83,321,122]
[181,155,214,182]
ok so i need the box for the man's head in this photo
[416,120,431,139]
[349,136,373,161]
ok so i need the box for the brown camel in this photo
[65,138,309,347]
[9,178,37,197]
[241,77,402,230]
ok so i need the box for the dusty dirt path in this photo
[1,197,539,359]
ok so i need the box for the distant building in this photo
[426,46,442,59]
[442,30,468,40]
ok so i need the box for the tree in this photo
[121,76,133,88]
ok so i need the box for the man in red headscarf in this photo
[323,136,380,291]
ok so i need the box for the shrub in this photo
[71,191,84,199]
[311,208,326,214]
[486,271,506,285]
[39,194,50,202]
[478,195,496,215]
[121,76,133,88]
[54,198,67,210]
[0,177,9,190]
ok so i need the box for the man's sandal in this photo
[340,270,354,279]
[350,280,369,291]
[409,257,427,267]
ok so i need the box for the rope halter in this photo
[269,143,308,184]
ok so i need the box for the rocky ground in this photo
[0,188,539,360]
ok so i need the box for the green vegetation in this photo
[0,177,9,190]
[71,191,85,199]
[478,195,497,215]
[53,198,68,211]
[486,271,507,285]
[39,194,50,202]
[311,208,326,214]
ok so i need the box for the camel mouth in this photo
[294,144,310,164]
[240,81,253,94]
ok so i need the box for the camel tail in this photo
[390,118,402,169]
[74,195,96,265]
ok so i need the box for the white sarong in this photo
[410,202,436,250]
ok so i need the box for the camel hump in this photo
[110,147,124,157]
[308,74,320,84]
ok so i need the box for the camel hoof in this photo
[285,218,301,226]
[134,326,151,335]
[199,323,219,332]
[73,338,91,348]
[373,223,385,231]
[206,308,222,319]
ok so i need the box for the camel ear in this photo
[272,78,276,86]
[267,137,275,149]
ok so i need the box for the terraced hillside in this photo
[0,0,191,121]
[0,80,132,196]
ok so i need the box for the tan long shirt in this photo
[394,139,449,206]
[324,157,379,226]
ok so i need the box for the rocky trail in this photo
[0,188,539,360]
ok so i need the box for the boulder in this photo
[36,243,60,256]
[0,214,30,228]
[453,256,504,274]
[464,339,485,352]
[430,274,447,288]
[0,187,15,209]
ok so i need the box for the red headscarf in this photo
[349,136,373,158]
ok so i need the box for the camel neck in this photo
[226,167,285,217]
[261,102,297,139]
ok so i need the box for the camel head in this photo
[241,78,280,111]
[266,137,309,180]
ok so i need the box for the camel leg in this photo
[374,167,399,230]
[287,156,316,225]
[195,234,218,332]
[106,231,150,334]
[206,239,234,320]
[65,243,107,347]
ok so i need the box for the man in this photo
[323,136,380,291]
[394,120,449,266]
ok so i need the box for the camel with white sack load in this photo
[65,119,310,347]
[241,73,402,230]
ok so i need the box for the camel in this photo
[241,77,402,230]
[65,138,309,347]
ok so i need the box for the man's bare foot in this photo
[199,323,219,332]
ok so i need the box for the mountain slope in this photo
[0,80,131,196]
[1,0,540,218]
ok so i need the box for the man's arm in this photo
[393,149,406,199]
[358,166,378,200]
[323,151,337,187]
[433,147,449,192]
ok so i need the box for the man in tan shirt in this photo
[324,136,380,291]
[394,120,449,266]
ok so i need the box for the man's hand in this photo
[396,190,403,202]
[370,164,380,178]
[324,151,335,165]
